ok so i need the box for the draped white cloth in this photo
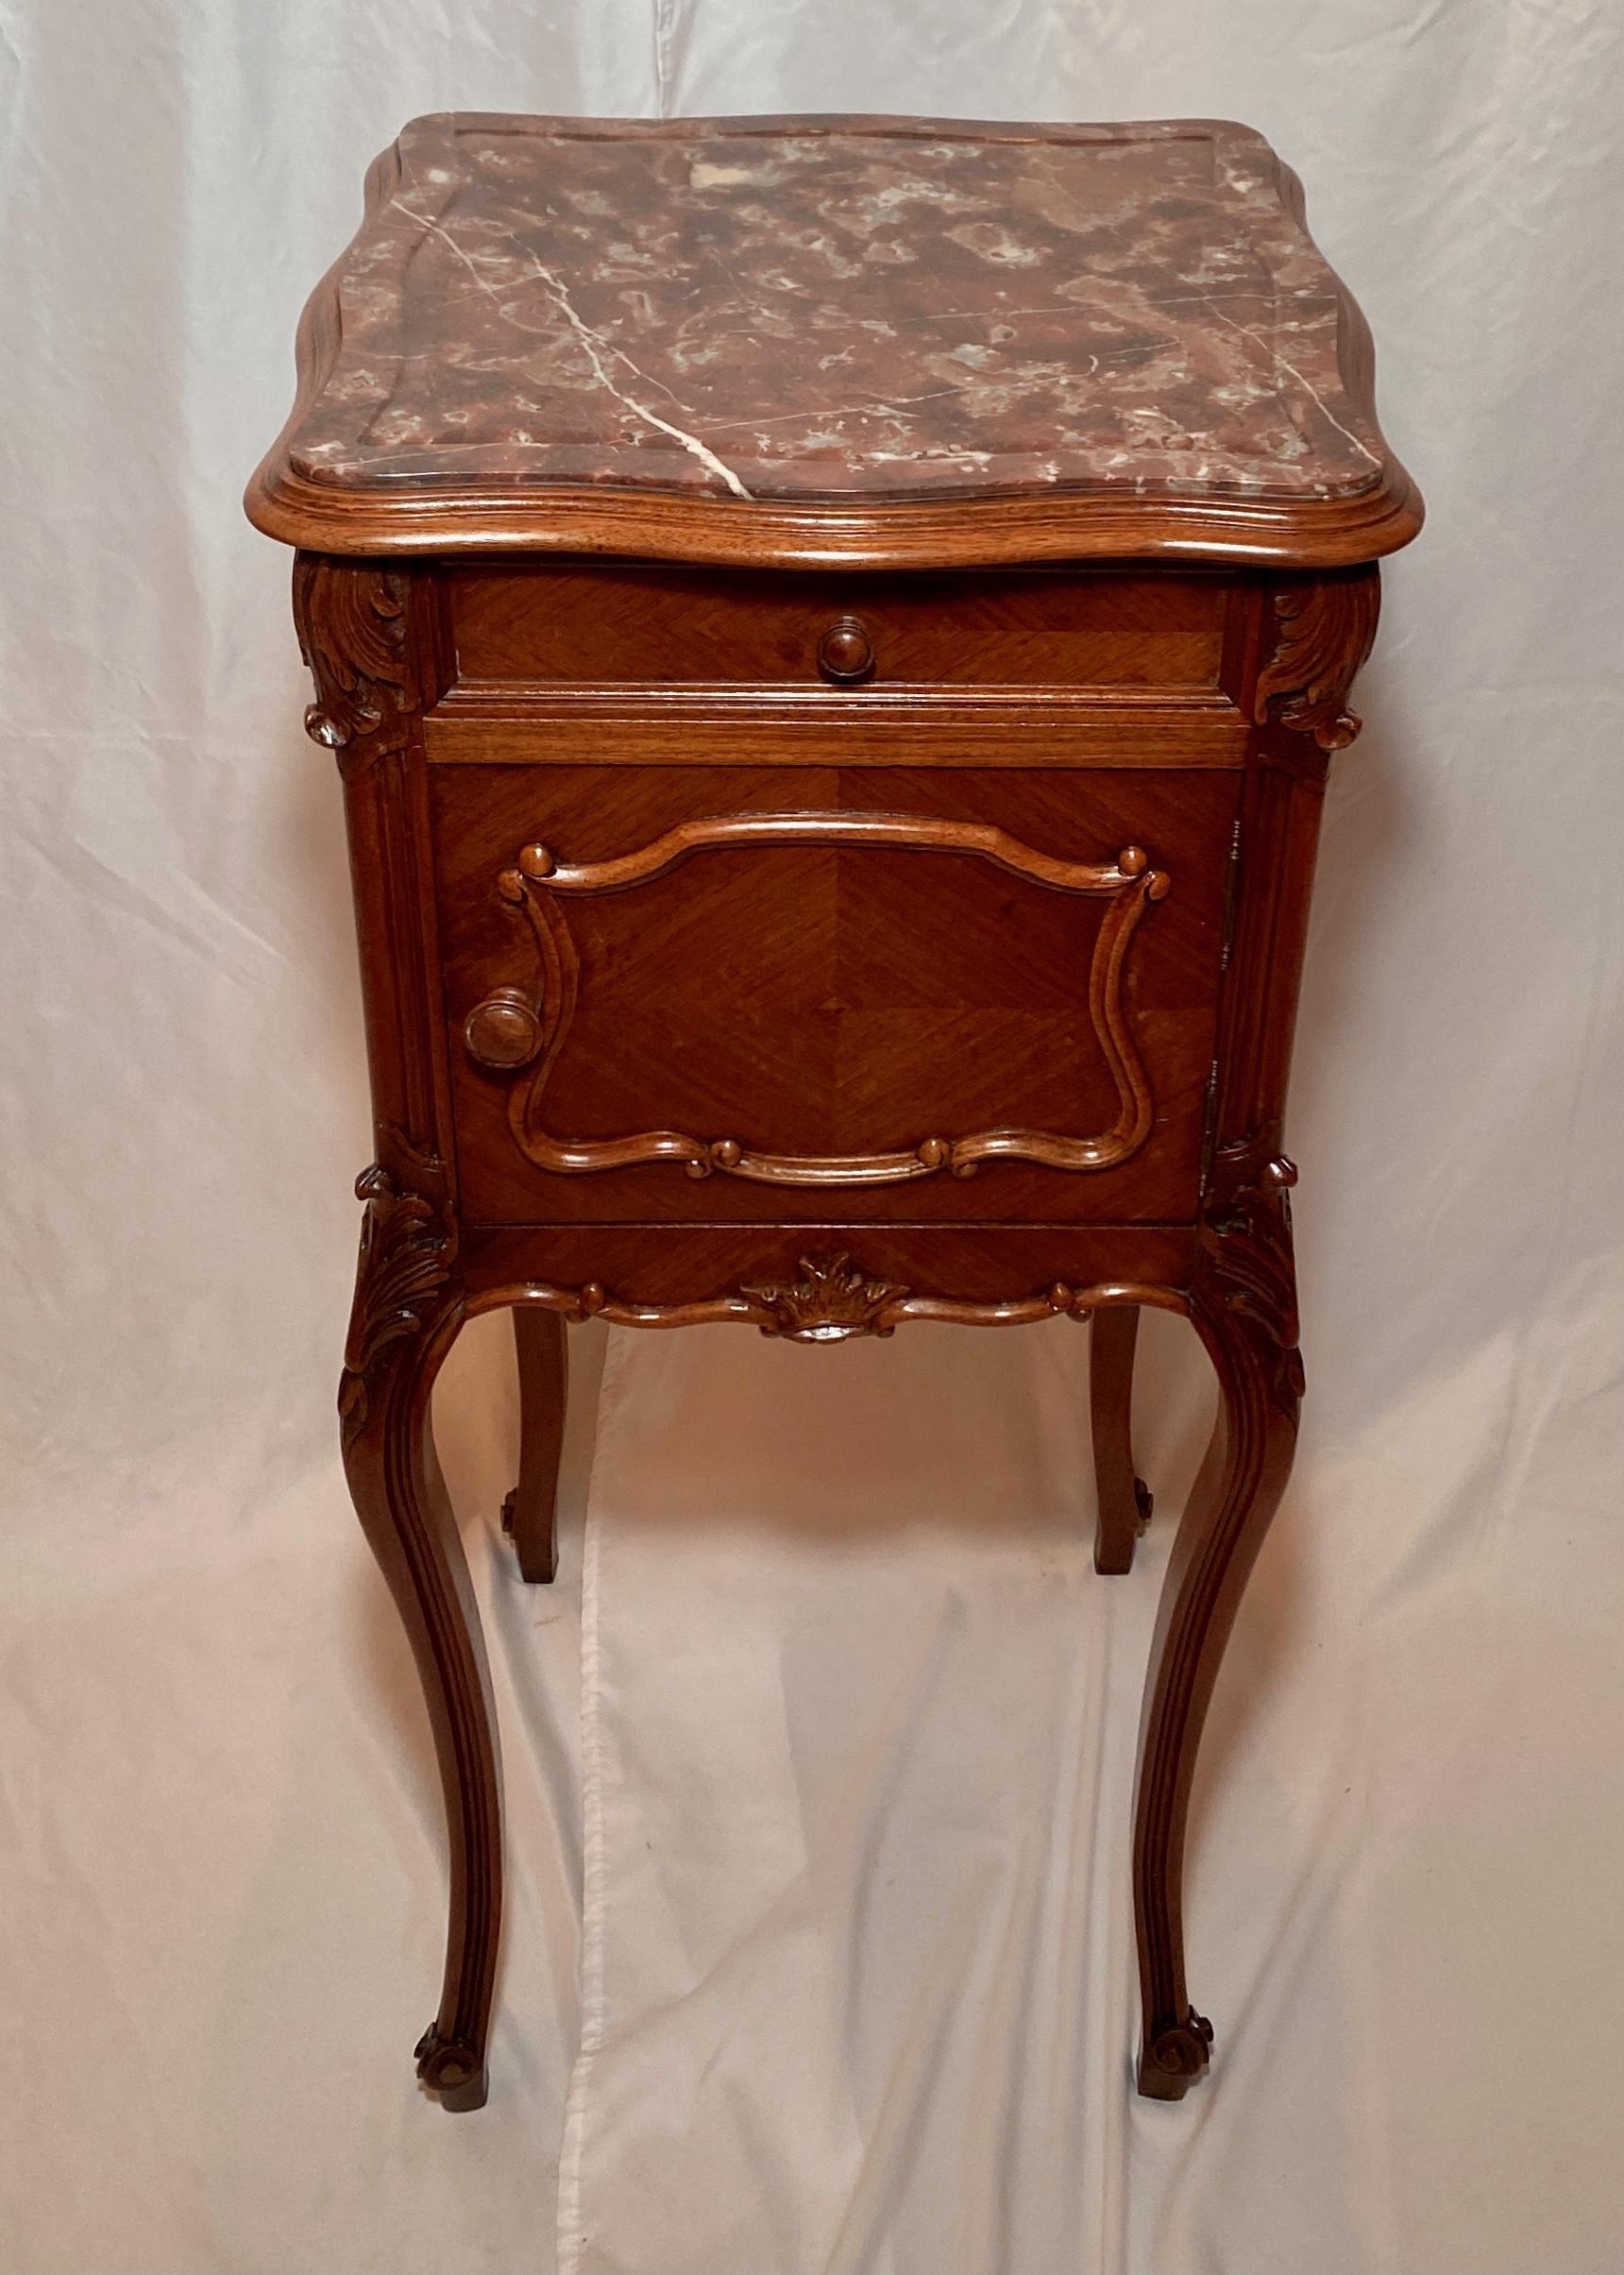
[2,3,1621,2269]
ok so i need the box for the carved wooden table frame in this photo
[293,550,1383,2112]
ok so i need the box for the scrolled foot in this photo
[1137,2008,1213,2100]
[415,2023,489,2112]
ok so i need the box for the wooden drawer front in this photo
[448,563,1226,692]
[432,766,1237,1228]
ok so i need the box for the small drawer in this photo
[446,561,1227,692]
[432,761,1237,1229]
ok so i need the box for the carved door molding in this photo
[459,808,1173,1189]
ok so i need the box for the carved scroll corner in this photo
[291,555,415,766]
[1252,569,1380,752]
[338,1162,456,1445]
[739,1251,910,1343]
[1199,1134,1304,1414]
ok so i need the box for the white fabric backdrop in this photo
[3,4,1622,2270]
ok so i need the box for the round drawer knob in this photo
[817,615,875,684]
[465,988,544,1070]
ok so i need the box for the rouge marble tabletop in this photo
[248,112,1419,567]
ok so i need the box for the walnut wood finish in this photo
[257,112,1420,2114]
[1091,1306,1152,1576]
[504,1257,1177,1341]
[293,544,1364,2110]
[448,561,1227,689]
[483,816,1169,1190]
[338,1165,495,2111]
[503,1308,567,1585]
[433,759,1234,1228]
[1136,1147,1303,2096]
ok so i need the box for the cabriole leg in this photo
[1132,1164,1302,2097]
[1090,1303,1153,1574]
[339,1168,500,2112]
[502,1306,568,1584]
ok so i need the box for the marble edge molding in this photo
[244,112,1424,570]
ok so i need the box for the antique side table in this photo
[246,112,1421,2111]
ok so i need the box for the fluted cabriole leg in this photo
[1131,1162,1302,2097]
[502,1306,568,1584]
[1090,1303,1153,1574]
[339,1168,500,2112]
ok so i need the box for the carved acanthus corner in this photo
[1199,1134,1304,1414]
[740,1251,910,1343]
[339,1164,455,1445]
[1253,568,1380,751]
[292,554,414,766]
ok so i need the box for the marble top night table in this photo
[246,111,1421,2110]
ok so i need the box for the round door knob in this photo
[817,615,875,684]
[465,988,544,1069]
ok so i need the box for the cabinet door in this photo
[431,764,1237,1228]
